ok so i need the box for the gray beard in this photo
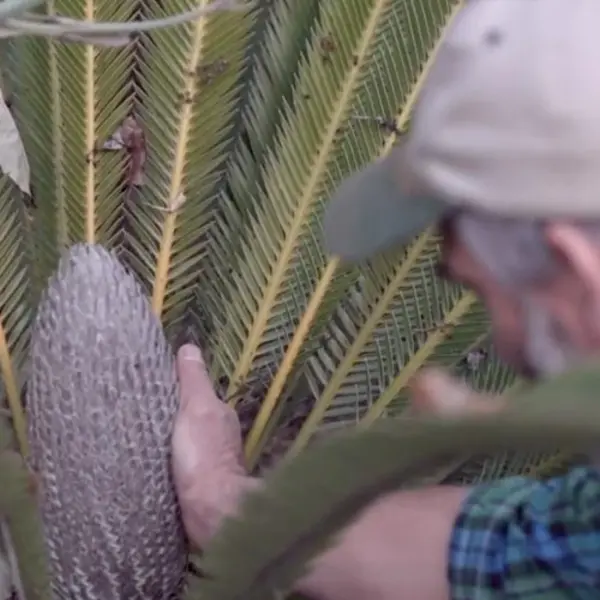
[520,298,600,467]
[521,297,581,379]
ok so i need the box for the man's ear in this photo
[543,222,600,295]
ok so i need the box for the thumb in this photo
[176,344,221,412]
[409,367,505,417]
[173,344,245,477]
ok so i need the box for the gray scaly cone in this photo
[26,244,188,599]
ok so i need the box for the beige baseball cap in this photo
[324,0,600,262]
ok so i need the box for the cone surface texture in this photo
[27,244,187,599]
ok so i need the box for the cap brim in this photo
[323,151,448,262]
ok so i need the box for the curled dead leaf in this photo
[120,115,146,186]
[104,115,146,186]
[0,90,29,195]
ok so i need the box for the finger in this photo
[174,345,245,475]
[409,368,505,417]
[176,344,221,411]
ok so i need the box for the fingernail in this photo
[179,344,202,363]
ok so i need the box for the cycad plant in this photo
[0,0,585,597]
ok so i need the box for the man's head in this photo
[323,0,600,379]
[439,212,600,378]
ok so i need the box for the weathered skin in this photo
[27,244,187,599]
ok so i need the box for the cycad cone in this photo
[27,244,187,599]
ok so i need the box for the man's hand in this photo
[410,367,505,416]
[171,344,255,549]
[170,354,473,600]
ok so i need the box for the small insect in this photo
[186,561,205,579]
[117,115,146,187]
[351,113,403,136]
[178,90,194,104]
[319,34,336,61]
[93,115,146,190]
[25,186,37,212]
[197,58,229,85]
[459,348,489,373]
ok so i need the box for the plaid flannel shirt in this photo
[448,466,600,599]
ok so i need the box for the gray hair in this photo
[453,210,600,289]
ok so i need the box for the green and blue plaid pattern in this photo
[448,466,600,599]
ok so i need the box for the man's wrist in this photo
[212,474,261,530]
[297,486,469,600]
[182,472,469,600]
[180,473,260,548]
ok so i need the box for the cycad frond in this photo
[0,175,43,595]
[0,443,49,600]
[275,1,485,455]
[14,0,137,291]
[230,0,322,183]
[12,34,59,293]
[0,177,32,456]
[211,0,460,420]
[289,231,474,450]
[210,0,398,387]
[296,238,443,428]
[122,1,253,332]
[202,0,323,327]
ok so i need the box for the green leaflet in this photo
[198,361,600,600]
[0,419,49,600]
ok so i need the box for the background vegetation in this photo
[0,0,585,596]
[2,0,574,479]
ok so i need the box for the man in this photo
[172,0,600,598]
